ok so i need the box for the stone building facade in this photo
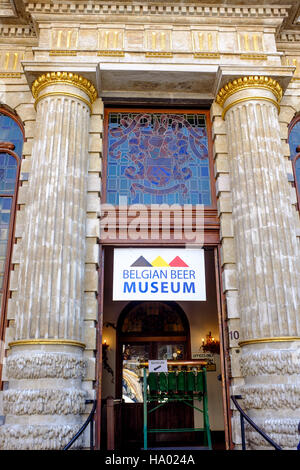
[0,0,299,450]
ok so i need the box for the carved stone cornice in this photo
[0,24,36,38]
[25,2,290,24]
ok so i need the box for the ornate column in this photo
[217,76,300,449]
[0,72,97,449]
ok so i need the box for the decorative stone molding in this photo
[3,389,86,415]
[31,72,97,105]
[0,425,83,450]
[0,25,36,38]
[5,352,86,379]
[240,385,300,410]
[25,2,289,20]
[277,32,300,43]
[216,76,283,108]
[240,350,300,376]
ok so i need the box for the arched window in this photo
[288,115,300,209]
[0,108,23,351]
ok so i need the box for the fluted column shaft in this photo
[217,76,300,449]
[0,73,97,450]
[17,75,95,342]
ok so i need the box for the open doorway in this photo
[100,246,227,450]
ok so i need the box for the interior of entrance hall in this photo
[101,246,225,449]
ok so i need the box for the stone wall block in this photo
[84,321,97,350]
[210,101,222,118]
[86,217,100,238]
[84,292,98,321]
[88,153,102,173]
[6,298,16,321]
[85,239,99,264]
[16,186,27,205]
[20,158,31,173]
[22,140,33,156]
[90,115,103,133]
[23,121,36,139]
[279,105,296,124]
[280,122,289,140]
[84,265,98,292]
[87,193,100,213]
[217,192,232,214]
[82,351,96,381]
[220,213,234,238]
[91,99,104,115]
[282,141,291,157]
[15,103,36,122]
[226,290,240,319]
[212,116,227,139]
[230,349,242,378]
[222,266,238,292]
[216,173,231,195]
[213,134,228,154]
[220,237,236,264]
[87,173,101,192]
[214,154,229,176]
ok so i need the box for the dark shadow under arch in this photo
[116,300,191,398]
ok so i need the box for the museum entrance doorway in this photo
[99,246,230,450]
[116,301,193,448]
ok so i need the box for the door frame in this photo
[95,243,232,450]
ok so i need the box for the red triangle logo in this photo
[169,256,189,267]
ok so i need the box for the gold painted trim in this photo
[216,75,282,108]
[9,339,86,348]
[239,336,300,347]
[222,96,280,119]
[240,54,268,60]
[49,50,77,56]
[34,91,92,112]
[97,50,124,57]
[0,73,21,78]
[32,72,97,104]
[145,52,173,58]
[194,52,220,59]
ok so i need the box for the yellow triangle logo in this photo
[151,256,169,267]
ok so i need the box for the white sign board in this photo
[148,360,168,373]
[113,248,206,301]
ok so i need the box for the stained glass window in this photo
[0,111,22,321]
[0,113,23,158]
[0,196,13,290]
[288,118,300,203]
[106,112,212,205]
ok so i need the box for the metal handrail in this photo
[231,395,282,450]
[63,399,97,450]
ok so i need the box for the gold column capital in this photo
[216,75,283,108]
[31,71,97,105]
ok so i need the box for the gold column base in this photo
[8,339,86,349]
[239,336,300,347]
